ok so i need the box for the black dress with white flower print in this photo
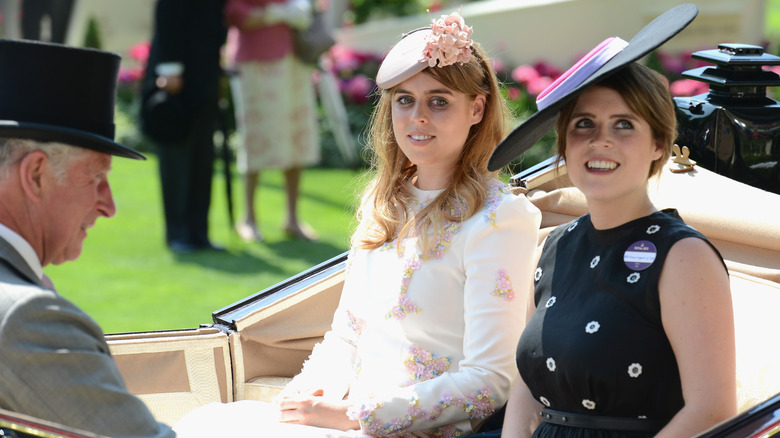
[516,209,726,438]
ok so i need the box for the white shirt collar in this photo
[408,180,444,203]
[0,222,43,280]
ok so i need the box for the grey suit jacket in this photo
[0,237,175,437]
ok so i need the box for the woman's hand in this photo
[277,388,360,431]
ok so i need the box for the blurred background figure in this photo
[21,0,74,42]
[225,0,322,243]
[0,0,74,42]
[141,0,228,253]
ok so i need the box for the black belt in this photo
[540,408,665,433]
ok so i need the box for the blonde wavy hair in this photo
[353,42,510,256]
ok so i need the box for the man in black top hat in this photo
[0,40,175,437]
[141,0,227,253]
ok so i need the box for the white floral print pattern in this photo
[590,256,600,268]
[582,399,596,410]
[627,272,641,283]
[585,321,600,334]
[546,358,556,372]
[646,224,660,234]
[545,296,556,308]
[628,363,643,378]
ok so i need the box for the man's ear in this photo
[18,150,49,203]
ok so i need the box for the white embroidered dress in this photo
[286,180,541,436]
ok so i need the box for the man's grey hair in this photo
[0,137,90,184]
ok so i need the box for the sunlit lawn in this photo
[769,0,780,45]
[42,0,780,334]
[44,154,364,333]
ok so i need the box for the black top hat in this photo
[0,39,145,160]
[488,3,698,171]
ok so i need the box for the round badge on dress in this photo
[624,240,657,271]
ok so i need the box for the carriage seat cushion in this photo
[243,376,292,402]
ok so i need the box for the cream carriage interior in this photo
[97,153,780,432]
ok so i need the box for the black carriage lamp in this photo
[674,43,780,194]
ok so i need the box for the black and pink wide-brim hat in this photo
[487,3,698,171]
[0,39,145,160]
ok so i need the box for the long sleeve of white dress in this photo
[285,180,541,437]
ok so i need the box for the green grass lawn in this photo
[44,154,364,334]
[40,0,780,335]
[769,0,780,46]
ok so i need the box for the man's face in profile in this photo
[40,149,116,266]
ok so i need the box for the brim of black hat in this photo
[487,3,698,171]
[0,121,146,160]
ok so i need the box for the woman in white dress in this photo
[176,11,541,437]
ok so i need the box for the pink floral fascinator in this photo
[375,11,474,90]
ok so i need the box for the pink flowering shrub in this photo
[117,42,150,105]
[324,45,383,105]
[669,79,709,97]
[116,38,780,169]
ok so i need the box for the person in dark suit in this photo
[141,0,228,253]
[0,39,174,437]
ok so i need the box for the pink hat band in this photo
[536,37,629,110]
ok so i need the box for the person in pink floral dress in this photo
[224,0,321,242]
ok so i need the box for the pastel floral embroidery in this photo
[546,357,556,372]
[627,272,641,284]
[429,222,461,259]
[585,321,600,334]
[647,224,660,234]
[534,267,543,282]
[349,387,495,437]
[431,425,459,437]
[590,256,600,269]
[379,241,395,252]
[460,387,496,420]
[387,255,422,320]
[353,357,362,376]
[582,399,596,410]
[448,196,468,218]
[492,269,514,300]
[405,345,452,382]
[406,193,424,212]
[628,363,643,378]
[545,296,556,308]
[482,181,506,227]
[346,248,357,273]
[540,396,551,407]
[567,221,579,232]
[346,310,366,335]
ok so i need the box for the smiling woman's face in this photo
[391,72,485,190]
[563,85,662,205]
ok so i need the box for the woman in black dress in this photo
[488,4,736,437]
